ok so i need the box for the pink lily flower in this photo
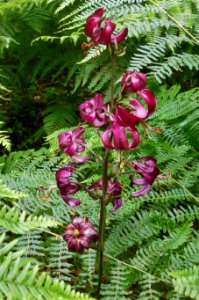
[58,127,90,163]
[102,123,140,150]
[79,93,109,127]
[64,216,98,253]
[84,8,128,45]
[131,156,160,197]
[121,70,147,93]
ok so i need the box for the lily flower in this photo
[56,165,81,206]
[137,89,157,117]
[111,27,128,44]
[121,70,147,93]
[58,127,90,162]
[102,123,140,150]
[64,216,98,253]
[55,164,75,188]
[115,91,156,127]
[131,156,160,197]
[80,93,109,127]
[88,178,123,211]
[84,8,128,45]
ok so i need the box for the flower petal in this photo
[132,183,151,197]
[137,89,157,117]
[111,27,128,44]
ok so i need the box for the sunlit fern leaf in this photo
[0,205,59,234]
[170,266,199,300]
[0,180,27,200]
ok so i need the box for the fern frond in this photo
[0,206,59,234]
[101,261,131,299]
[170,266,199,300]
[0,235,95,300]
[0,180,26,200]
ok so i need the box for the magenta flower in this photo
[115,92,156,127]
[79,93,109,127]
[131,156,160,197]
[55,164,75,188]
[111,27,128,44]
[58,127,89,162]
[121,70,147,93]
[88,178,123,211]
[102,123,140,150]
[137,89,157,117]
[84,8,128,45]
[64,216,98,253]
[56,165,81,206]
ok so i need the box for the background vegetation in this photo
[0,0,198,299]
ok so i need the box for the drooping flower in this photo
[111,27,128,45]
[88,178,123,211]
[55,164,75,189]
[131,156,160,197]
[84,8,128,45]
[56,165,81,206]
[63,216,98,253]
[79,93,109,127]
[102,123,140,150]
[115,91,157,127]
[137,89,157,117]
[58,127,89,162]
[121,70,147,93]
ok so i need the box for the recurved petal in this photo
[137,89,157,117]
[111,27,128,44]
[128,127,140,149]
[72,154,90,163]
[132,183,151,197]
[115,106,139,127]
[96,19,116,44]
[112,198,123,211]
[112,124,129,149]
[61,195,81,206]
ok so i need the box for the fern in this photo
[170,266,199,300]
[0,233,95,300]
[0,205,59,234]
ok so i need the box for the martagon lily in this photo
[121,70,147,93]
[102,123,140,150]
[115,90,157,127]
[56,165,81,206]
[58,127,90,163]
[88,178,123,211]
[64,216,98,253]
[84,8,128,45]
[131,156,160,197]
[80,93,109,127]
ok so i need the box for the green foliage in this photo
[0,234,95,300]
[170,266,199,300]
[0,0,199,299]
[0,0,199,150]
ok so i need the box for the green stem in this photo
[96,149,109,299]
[96,50,116,299]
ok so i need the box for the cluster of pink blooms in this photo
[56,8,160,253]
